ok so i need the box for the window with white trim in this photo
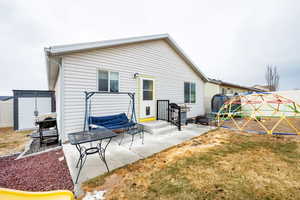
[184,82,196,103]
[221,88,226,94]
[98,70,119,92]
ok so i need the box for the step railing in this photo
[157,100,170,121]
[157,100,181,131]
[169,103,181,131]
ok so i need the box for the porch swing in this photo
[83,91,144,148]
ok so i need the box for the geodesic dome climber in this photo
[216,92,300,135]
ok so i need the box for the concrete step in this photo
[140,120,170,132]
[146,124,178,135]
[183,123,213,132]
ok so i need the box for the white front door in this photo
[139,77,155,122]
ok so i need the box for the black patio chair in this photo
[118,123,144,149]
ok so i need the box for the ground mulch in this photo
[0,149,74,192]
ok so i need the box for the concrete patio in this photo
[63,122,213,188]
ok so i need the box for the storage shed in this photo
[13,90,55,130]
[0,96,13,128]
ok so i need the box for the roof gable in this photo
[208,78,263,92]
[45,34,208,89]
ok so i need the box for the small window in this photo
[98,70,119,92]
[184,82,196,103]
[143,80,153,100]
[191,83,196,103]
[110,72,119,92]
[221,88,226,94]
[98,70,109,92]
[184,82,190,103]
[227,88,233,94]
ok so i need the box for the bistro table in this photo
[68,128,118,183]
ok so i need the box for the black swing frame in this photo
[83,91,137,131]
[83,91,144,149]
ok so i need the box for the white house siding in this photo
[54,69,63,139]
[204,82,257,114]
[0,99,13,128]
[204,82,220,113]
[219,86,250,95]
[61,40,205,138]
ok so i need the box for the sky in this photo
[0,0,299,95]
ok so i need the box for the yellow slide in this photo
[0,188,74,200]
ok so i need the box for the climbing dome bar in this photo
[217,92,300,135]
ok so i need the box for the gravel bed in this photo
[0,149,74,192]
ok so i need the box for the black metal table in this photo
[68,128,118,183]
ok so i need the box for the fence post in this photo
[83,92,88,131]
[178,106,181,131]
[156,100,159,120]
[167,100,170,122]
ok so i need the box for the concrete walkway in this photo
[63,124,213,189]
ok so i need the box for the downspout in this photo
[45,51,65,142]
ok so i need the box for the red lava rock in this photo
[0,149,74,192]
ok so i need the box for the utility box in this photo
[178,104,190,125]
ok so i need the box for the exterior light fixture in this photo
[134,73,139,79]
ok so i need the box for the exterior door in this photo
[18,97,36,130]
[36,97,52,116]
[18,97,52,130]
[139,77,155,122]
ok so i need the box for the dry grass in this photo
[82,128,300,200]
[0,127,32,156]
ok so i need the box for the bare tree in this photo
[265,65,280,91]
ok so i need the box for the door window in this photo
[143,80,153,100]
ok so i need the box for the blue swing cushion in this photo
[88,113,135,130]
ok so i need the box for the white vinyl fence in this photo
[275,90,300,104]
[241,90,300,117]
[0,99,13,128]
